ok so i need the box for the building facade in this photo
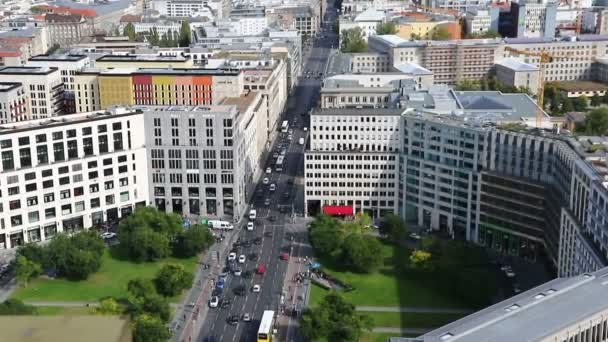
[0,83,29,124]
[45,13,93,48]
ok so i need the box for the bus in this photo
[281,120,289,133]
[275,155,284,172]
[257,310,275,342]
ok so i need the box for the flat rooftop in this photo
[220,91,259,113]
[418,267,608,342]
[96,54,190,62]
[0,108,141,135]
[0,82,22,91]
[29,54,88,62]
[556,80,608,92]
[313,108,405,116]
[0,66,58,75]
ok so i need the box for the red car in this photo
[256,265,266,275]
[280,253,289,261]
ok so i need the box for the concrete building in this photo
[511,0,557,39]
[495,58,541,95]
[320,75,433,109]
[422,0,491,13]
[465,7,500,36]
[93,54,194,69]
[266,5,319,38]
[148,0,214,18]
[229,6,268,36]
[45,13,93,48]
[143,95,268,221]
[339,7,386,41]
[394,13,462,40]
[0,83,29,124]
[405,266,608,342]
[0,108,148,249]
[0,66,64,120]
[26,54,91,114]
[555,81,608,99]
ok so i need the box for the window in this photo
[105,194,115,205]
[104,181,114,190]
[42,169,52,177]
[45,208,56,219]
[2,151,14,170]
[90,198,100,208]
[104,168,113,177]
[18,136,29,146]
[82,127,92,136]
[74,187,84,197]
[53,142,65,161]
[28,211,39,223]
[83,138,93,156]
[27,196,38,206]
[90,183,99,193]
[61,204,71,215]
[36,134,46,143]
[44,193,54,203]
[52,132,63,140]
[119,177,129,186]
[99,136,108,153]
[25,183,37,192]
[9,200,20,210]
[11,215,22,227]
[112,122,122,130]
[67,140,77,159]
[75,201,85,212]
[98,124,107,133]
[60,190,71,199]
[59,176,69,185]
[8,186,19,196]
[120,191,129,202]
[24,172,35,181]
[113,133,123,150]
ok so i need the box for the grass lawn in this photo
[13,249,198,302]
[35,306,95,315]
[316,243,465,308]
[362,311,465,329]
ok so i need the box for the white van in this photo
[208,220,234,230]
[298,138,305,145]
[249,209,257,221]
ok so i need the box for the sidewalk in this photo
[170,228,241,342]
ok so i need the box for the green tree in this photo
[409,250,433,271]
[573,95,588,112]
[603,91,608,104]
[96,298,123,315]
[341,234,382,273]
[16,243,47,267]
[379,214,407,242]
[550,92,561,114]
[132,314,171,342]
[580,107,608,135]
[300,292,372,341]
[154,263,193,297]
[127,278,157,299]
[117,207,182,262]
[45,231,104,280]
[376,22,397,35]
[340,27,367,53]
[431,27,451,40]
[123,23,136,41]
[309,215,344,257]
[29,5,46,14]
[172,224,214,258]
[0,299,37,315]
[591,95,602,107]
[562,97,574,113]
[179,20,191,47]
[14,256,41,287]
[455,79,480,91]
[466,29,500,39]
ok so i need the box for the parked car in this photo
[209,296,219,308]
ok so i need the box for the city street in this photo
[193,3,339,342]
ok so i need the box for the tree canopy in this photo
[123,23,136,41]
[132,314,171,342]
[466,29,501,39]
[0,299,37,315]
[379,214,407,242]
[341,27,367,53]
[431,27,451,40]
[300,292,372,341]
[14,256,41,287]
[179,21,192,47]
[172,224,215,258]
[376,22,397,35]
[154,263,194,297]
[578,107,608,135]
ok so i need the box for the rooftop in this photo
[0,83,22,92]
[393,62,433,75]
[0,66,58,75]
[417,267,608,342]
[354,7,386,22]
[96,54,189,62]
[555,80,608,92]
[29,54,88,62]
[313,108,405,116]
[495,58,539,72]
[220,90,260,113]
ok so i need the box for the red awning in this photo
[323,205,353,216]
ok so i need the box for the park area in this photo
[12,250,198,302]
[305,214,499,340]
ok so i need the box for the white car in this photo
[505,270,516,278]
[209,296,219,308]
[234,269,242,276]
[270,184,276,192]
[288,135,293,141]
[303,127,308,132]
[238,254,246,264]
[263,177,269,185]
[228,252,237,262]
[247,222,254,231]
[252,284,261,293]
[265,167,272,174]
[100,232,116,239]
[409,233,421,240]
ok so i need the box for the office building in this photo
[266,5,319,37]
[494,58,541,95]
[229,6,268,36]
[26,54,91,114]
[339,8,386,41]
[404,266,608,342]
[0,83,29,124]
[0,66,64,120]
[511,0,557,39]
[143,93,268,221]
[465,7,500,36]
[394,13,462,40]
[93,54,194,69]
[0,108,149,249]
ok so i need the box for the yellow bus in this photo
[257,310,275,342]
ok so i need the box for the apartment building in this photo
[406,266,608,342]
[0,83,29,124]
[0,108,148,249]
[26,54,91,114]
[230,6,268,36]
[339,8,385,41]
[74,68,243,111]
[465,7,499,35]
[266,5,318,37]
[143,93,268,221]
[0,66,64,120]
[45,13,93,48]
[349,53,390,73]
[320,75,432,109]
[394,13,462,40]
[421,0,491,13]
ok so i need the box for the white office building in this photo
[0,66,64,119]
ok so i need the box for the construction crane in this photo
[504,47,571,128]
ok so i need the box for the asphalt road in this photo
[197,6,338,342]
